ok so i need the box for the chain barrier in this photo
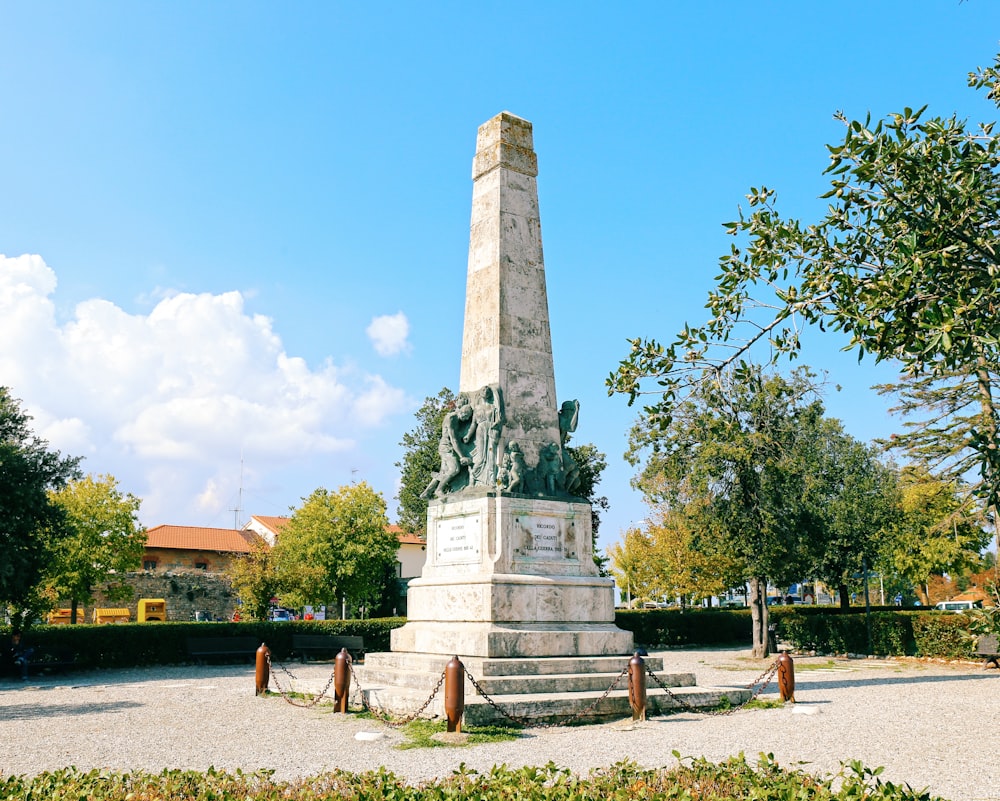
[265,653,339,709]
[348,660,447,728]
[644,656,781,717]
[263,652,784,726]
[464,662,630,729]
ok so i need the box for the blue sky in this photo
[2,2,998,555]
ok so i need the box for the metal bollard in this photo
[628,652,647,721]
[255,643,270,696]
[777,651,795,703]
[334,648,351,713]
[444,656,465,733]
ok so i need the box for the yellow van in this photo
[92,607,130,624]
[47,607,84,625]
[137,599,167,622]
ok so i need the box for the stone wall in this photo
[88,571,237,622]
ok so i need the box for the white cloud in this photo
[0,253,411,526]
[366,311,411,357]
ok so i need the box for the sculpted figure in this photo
[558,399,580,445]
[499,440,527,493]
[561,446,582,495]
[465,384,505,487]
[537,441,565,495]
[421,399,474,499]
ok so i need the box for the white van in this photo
[934,600,982,611]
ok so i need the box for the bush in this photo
[0,757,947,800]
[615,608,751,647]
[0,617,407,671]
[912,613,975,658]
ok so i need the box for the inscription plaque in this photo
[435,514,481,564]
[516,515,568,559]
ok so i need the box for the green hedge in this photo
[615,608,752,647]
[0,757,946,801]
[772,607,980,658]
[2,617,407,671]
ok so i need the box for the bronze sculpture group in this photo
[421,387,583,500]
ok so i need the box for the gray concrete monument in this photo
[361,113,742,722]
[392,111,631,660]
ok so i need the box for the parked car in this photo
[934,600,982,611]
[269,608,293,622]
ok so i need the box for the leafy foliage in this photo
[0,387,81,625]
[0,756,948,801]
[395,387,455,534]
[609,54,1000,527]
[45,474,146,614]
[886,467,990,604]
[274,482,397,613]
[227,537,277,620]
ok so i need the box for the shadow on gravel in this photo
[794,671,999,691]
[0,700,143,720]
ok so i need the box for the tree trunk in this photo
[837,582,850,610]
[749,576,770,658]
[71,599,79,625]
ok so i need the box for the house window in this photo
[195,561,208,570]
[143,559,158,570]
[395,561,403,577]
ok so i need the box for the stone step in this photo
[359,664,694,695]
[356,682,750,726]
[363,651,663,676]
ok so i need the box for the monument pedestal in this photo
[390,493,633,658]
[356,112,739,724]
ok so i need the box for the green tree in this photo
[886,467,989,605]
[627,366,826,656]
[801,422,901,610]
[227,538,276,621]
[608,527,656,607]
[273,481,396,615]
[396,388,455,535]
[0,387,81,628]
[46,474,146,622]
[564,441,611,573]
[609,55,1000,550]
[645,502,737,608]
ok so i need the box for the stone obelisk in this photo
[459,112,560,468]
[388,111,632,660]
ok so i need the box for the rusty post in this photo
[628,652,646,721]
[255,643,270,696]
[333,647,351,713]
[444,656,465,733]
[777,651,795,703]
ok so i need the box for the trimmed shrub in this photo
[0,617,407,671]
[615,608,751,648]
[912,612,975,658]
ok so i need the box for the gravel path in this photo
[2,647,998,801]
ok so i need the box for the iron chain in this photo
[464,662,630,729]
[349,660,447,729]
[644,656,780,717]
[265,653,338,709]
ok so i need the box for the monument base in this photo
[391,619,633,659]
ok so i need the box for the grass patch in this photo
[396,718,523,749]
[794,659,840,671]
[742,697,785,710]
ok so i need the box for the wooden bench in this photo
[975,633,999,669]
[291,634,365,663]
[26,648,78,676]
[186,636,260,664]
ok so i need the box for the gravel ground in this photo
[2,647,998,801]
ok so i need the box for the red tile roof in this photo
[145,525,261,553]
[242,517,423,544]
[248,515,290,536]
